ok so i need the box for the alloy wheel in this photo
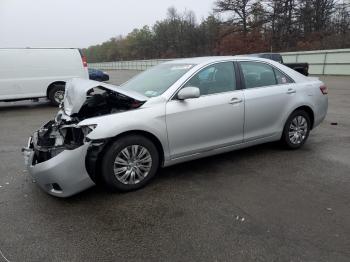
[113,145,152,185]
[288,115,308,144]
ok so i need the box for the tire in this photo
[100,135,160,192]
[281,110,311,149]
[48,85,65,106]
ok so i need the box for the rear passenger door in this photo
[239,61,296,141]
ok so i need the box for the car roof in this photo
[163,56,275,65]
[162,55,308,84]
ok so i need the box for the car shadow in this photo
[0,99,53,111]
[157,142,283,180]
[57,141,285,203]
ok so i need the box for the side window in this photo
[184,62,236,95]
[198,67,215,81]
[240,62,277,89]
[274,69,293,84]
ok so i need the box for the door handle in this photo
[286,88,296,94]
[229,97,243,105]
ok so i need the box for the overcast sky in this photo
[0,0,215,48]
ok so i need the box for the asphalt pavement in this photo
[0,72,349,261]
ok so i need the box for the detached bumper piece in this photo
[22,121,95,197]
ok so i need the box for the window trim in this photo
[170,61,241,101]
[237,60,295,90]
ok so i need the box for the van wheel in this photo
[100,135,159,192]
[48,85,65,106]
[281,110,311,149]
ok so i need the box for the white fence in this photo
[282,48,350,75]
[88,48,350,75]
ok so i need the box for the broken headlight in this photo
[58,124,97,149]
[80,124,97,137]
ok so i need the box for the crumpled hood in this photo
[63,78,148,116]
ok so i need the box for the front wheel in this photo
[100,135,159,192]
[281,110,311,149]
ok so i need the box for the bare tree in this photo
[264,0,297,50]
[296,0,336,33]
[215,0,255,35]
[84,2,350,62]
[331,1,350,47]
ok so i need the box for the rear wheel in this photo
[281,110,311,149]
[101,135,159,192]
[48,85,65,106]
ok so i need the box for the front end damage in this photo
[22,78,147,197]
[22,119,97,197]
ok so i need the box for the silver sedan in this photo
[23,56,328,197]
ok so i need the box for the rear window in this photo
[240,61,293,88]
[274,69,293,84]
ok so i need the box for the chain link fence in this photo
[88,59,173,71]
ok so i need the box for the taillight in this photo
[82,55,88,67]
[320,85,328,95]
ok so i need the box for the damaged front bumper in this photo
[22,123,96,198]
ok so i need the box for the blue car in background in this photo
[88,68,109,82]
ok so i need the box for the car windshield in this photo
[121,63,195,97]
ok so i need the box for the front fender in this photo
[79,104,170,160]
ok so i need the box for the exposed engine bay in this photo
[73,86,144,119]
[29,80,147,164]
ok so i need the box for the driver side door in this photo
[165,61,245,159]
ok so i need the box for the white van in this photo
[0,48,89,105]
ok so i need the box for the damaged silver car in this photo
[23,57,328,197]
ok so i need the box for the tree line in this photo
[83,0,350,63]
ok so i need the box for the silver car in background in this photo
[23,56,328,197]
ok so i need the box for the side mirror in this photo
[177,86,200,100]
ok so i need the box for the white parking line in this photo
[0,248,10,262]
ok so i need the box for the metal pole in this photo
[322,52,328,75]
